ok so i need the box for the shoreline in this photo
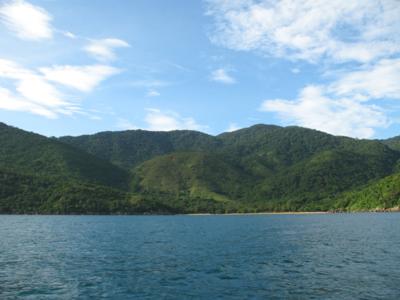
[1,207,399,216]
[187,211,330,216]
[2,211,398,216]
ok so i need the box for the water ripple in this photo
[0,214,399,299]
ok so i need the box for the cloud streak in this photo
[0,58,121,119]
[0,1,129,121]
[116,118,138,130]
[145,108,205,131]
[39,65,121,92]
[0,58,81,118]
[210,68,236,84]
[84,38,130,62]
[261,85,389,138]
[208,0,400,138]
[329,59,400,100]
[0,0,53,40]
[207,0,400,63]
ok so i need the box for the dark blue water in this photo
[0,214,399,299]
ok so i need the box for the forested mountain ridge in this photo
[1,121,400,213]
[0,122,130,190]
[59,130,220,169]
[382,136,400,152]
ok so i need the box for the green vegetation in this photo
[332,173,400,211]
[60,130,220,169]
[0,123,130,190]
[381,136,400,152]
[2,121,400,214]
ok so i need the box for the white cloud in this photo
[260,85,388,138]
[207,0,400,63]
[145,108,205,131]
[130,79,170,95]
[16,74,67,108]
[0,2,127,120]
[0,59,67,109]
[84,38,130,61]
[0,87,57,118]
[329,58,400,100]
[207,1,400,137]
[227,123,241,132]
[146,90,161,97]
[63,31,76,39]
[39,65,121,92]
[0,58,120,119]
[210,68,236,84]
[116,118,137,130]
[130,79,170,88]
[260,58,400,138]
[291,68,300,74]
[0,0,53,40]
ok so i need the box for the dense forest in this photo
[1,121,400,214]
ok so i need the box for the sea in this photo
[0,213,399,299]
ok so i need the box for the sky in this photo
[0,0,400,139]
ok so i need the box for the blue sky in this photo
[0,0,399,139]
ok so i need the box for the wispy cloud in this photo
[116,109,206,132]
[0,86,58,118]
[130,79,170,88]
[329,59,400,100]
[260,85,389,139]
[207,0,400,63]
[116,118,137,130]
[146,90,161,97]
[291,68,300,74]
[226,123,241,132]
[0,58,78,117]
[210,68,236,84]
[39,65,121,92]
[207,0,400,138]
[145,108,205,131]
[0,58,122,119]
[63,31,76,39]
[130,79,170,96]
[0,1,128,120]
[0,0,53,40]
[260,58,400,138]
[84,38,130,62]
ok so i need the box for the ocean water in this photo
[0,214,399,299]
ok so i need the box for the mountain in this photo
[0,122,130,190]
[130,151,254,213]
[1,121,400,214]
[0,168,129,214]
[333,173,400,211]
[0,122,136,214]
[382,136,400,152]
[59,124,400,212]
[59,130,220,169]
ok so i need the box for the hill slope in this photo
[0,122,130,190]
[333,173,400,211]
[0,168,130,214]
[382,136,400,152]
[2,122,400,213]
[60,130,220,169]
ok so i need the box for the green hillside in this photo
[0,168,128,214]
[382,136,400,152]
[0,122,130,190]
[60,130,220,169]
[2,121,400,214]
[332,173,400,211]
[133,152,253,200]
